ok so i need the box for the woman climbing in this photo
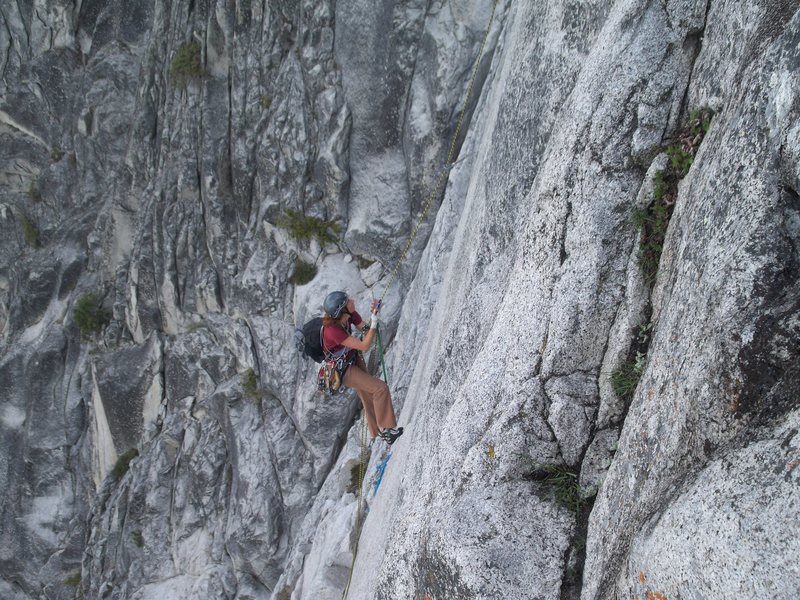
[322,291,404,445]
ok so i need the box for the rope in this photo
[342,415,369,600]
[342,327,387,600]
[376,324,389,383]
[377,0,499,304]
[342,4,498,597]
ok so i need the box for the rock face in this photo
[0,1,798,600]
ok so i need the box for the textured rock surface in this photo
[344,0,800,599]
[584,3,800,596]
[0,0,798,599]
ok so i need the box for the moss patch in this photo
[276,588,292,600]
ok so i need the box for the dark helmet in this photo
[324,291,348,318]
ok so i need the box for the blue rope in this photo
[372,452,393,496]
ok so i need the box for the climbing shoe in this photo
[379,427,404,445]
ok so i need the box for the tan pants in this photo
[344,354,396,437]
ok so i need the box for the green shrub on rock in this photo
[687,107,714,138]
[532,464,587,514]
[666,144,694,179]
[111,448,139,478]
[132,530,144,547]
[633,107,714,287]
[73,292,111,338]
[28,182,42,203]
[290,258,317,285]
[611,353,645,401]
[276,209,340,245]
[170,41,205,87]
[242,368,263,400]
[18,213,40,247]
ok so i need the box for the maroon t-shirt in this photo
[322,311,364,356]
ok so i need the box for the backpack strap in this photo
[321,323,354,362]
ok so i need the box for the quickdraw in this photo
[317,352,355,394]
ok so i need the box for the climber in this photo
[322,291,404,445]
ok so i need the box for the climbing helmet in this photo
[324,291,348,318]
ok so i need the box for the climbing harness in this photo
[341,5,498,598]
[317,350,353,394]
[317,313,362,394]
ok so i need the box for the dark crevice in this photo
[521,459,595,599]
[558,391,604,599]
[782,184,799,207]
[0,5,16,82]
[731,184,800,422]
[448,42,498,165]
[559,200,572,266]
[560,496,595,600]
[540,388,566,464]
[675,30,704,125]
[675,0,711,126]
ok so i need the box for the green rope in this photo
[376,324,389,383]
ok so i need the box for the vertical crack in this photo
[676,0,712,123]
[559,200,572,266]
